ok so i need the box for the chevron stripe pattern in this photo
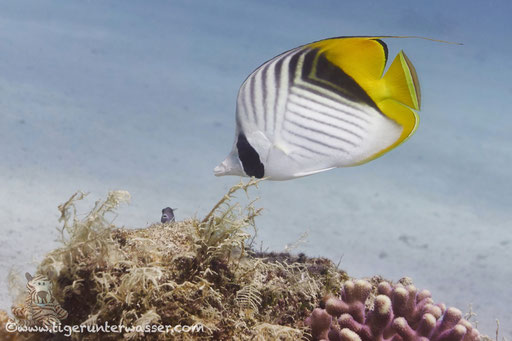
[236,44,396,164]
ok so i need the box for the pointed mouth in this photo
[213,162,228,177]
[213,153,244,177]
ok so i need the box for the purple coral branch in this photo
[306,280,480,341]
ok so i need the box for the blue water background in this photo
[0,1,510,337]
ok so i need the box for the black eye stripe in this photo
[236,133,264,178]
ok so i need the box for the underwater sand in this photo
[0,0,511,338]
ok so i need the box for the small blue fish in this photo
[161,207,176,223]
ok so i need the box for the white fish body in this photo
[214,36,421,180]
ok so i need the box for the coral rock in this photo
[306,280,480,341]
[306,308,332,340]
[340,328,363,341]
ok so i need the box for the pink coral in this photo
[306,279,479,341]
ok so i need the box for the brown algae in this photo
[4,179,346,340]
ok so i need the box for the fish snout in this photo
[213,160,229,176]
[214,153,244,177]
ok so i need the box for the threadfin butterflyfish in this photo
[214,36,424,180]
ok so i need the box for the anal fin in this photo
[293,167,336,178]
[360,99,419,164]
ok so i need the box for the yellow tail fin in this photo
[381,50,421,110]
[375,50,421,144]
[353,51,420,164]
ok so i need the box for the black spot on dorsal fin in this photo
[236,133,264,178]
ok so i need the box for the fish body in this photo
[214,36,421,180]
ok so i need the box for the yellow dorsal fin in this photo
[309,37,388,84]
[309,37,421,111]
